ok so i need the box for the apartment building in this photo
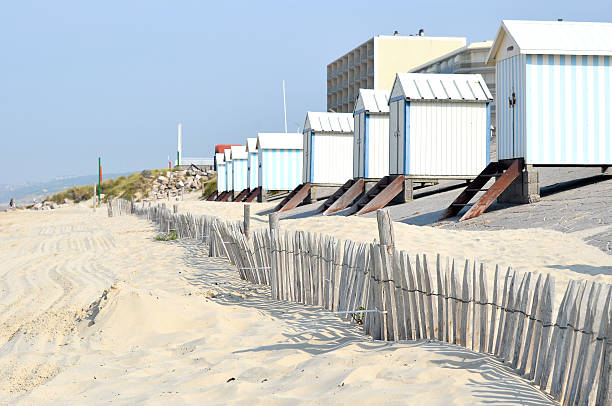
[327,33,466,113]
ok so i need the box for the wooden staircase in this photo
[274,183,312,212]
[318,178,365,215]
[234,188,249,202]
[243,187,261,202]
[439,158,524,222]
[345,175,404,216]
[215,190,232,202]
[206,191,218,201]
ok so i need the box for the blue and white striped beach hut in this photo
[353,89,390,179]
[256,133,303,192]
[224,149,233,192]
[230,145,248,193]
[246,137,258,189]
[488,20,612,165]
[215,153,226,194]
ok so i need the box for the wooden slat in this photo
[278,183,312,212]
[478,263,488,353]
[401,251,418,340]
[320,178,363,215]
[460,260,471,348]
[392,249,408,340]
[512,273,532,368]
[460,158,524,221]
[356,175,405,216]
[422,255,436,340]
[450,260,459,345]
[495,268,512,357]
[436,255,445,342]
[487,265,499,354]
[415,255,428,340]
[244,186,261,202]
[519,274,542,376]
[591,286,612,406]
[234,188,249,202]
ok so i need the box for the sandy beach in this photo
[2,202,589,404]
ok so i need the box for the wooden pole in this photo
[376,209,395,248]
[93,183,96,211]
[269,212,280,234]
[243,204,251,239]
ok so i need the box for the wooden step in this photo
[244,187,261,203]
[218,190,232,202]
[345,175,403,216]
[276,183,312,212]
[234,188,249,202]
[321,178,365,215]
[206,191,218,201]
[318,179,356,212]
[439,158,524,221]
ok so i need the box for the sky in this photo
[1,0,611,185]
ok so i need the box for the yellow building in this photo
[327,34,466,113]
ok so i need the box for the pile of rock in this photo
[149,168,215,200]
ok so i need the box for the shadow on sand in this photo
[174,238,556,405]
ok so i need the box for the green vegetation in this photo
[46,169,172,204]
[201,177,217,199]
[155,230,178,241]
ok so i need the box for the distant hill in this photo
[0,172,133,208]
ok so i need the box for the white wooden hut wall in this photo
[224,149,233,191]
[246,138,258,189]
[215,153,226,194]
[303,112,354,185]
[389,73,492,178]
[353,89,390,179]
[490,20,612,165]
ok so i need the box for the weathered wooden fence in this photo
[127,199,611,405]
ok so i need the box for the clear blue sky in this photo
[1,0,610,184]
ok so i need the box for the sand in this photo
[0,198,608,404]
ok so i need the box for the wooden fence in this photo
[128,200,611,405]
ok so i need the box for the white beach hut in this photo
[488,20,612,166]
[224,149,233,193]
[215,153,226,195]
[353,89,390,179]
[246,137,258,190]
[389,72,492,178]
[230,145,248,197]
[302,112,354,185]
[256,133,303,201]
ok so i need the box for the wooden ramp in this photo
[274,183,311,212]
[206,191,218,201]
[215,191,232,202]
[318,178,364,215]
[243,187,261,202]
[234,188,249,202]
[439,159,524,222]
[345,175,404,216]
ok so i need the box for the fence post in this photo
[376,209,394,249]
[244,205,251,239]
[93,183,96,211]
[167,191,171,201]
[269,212,280,235]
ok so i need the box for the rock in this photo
[177,181,184,188]
[157,176,168,183]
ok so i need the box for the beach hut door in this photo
[354,113,365,178]
[509,89,517,157]
[390,100,405,174]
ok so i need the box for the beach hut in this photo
[441,20,612,222]
[353,89,390,179]
[224,149,233,196]
[256,133,303,202]
[389,72,492,179]
[489,20,612,166]
[303,112,354,186]
[230,145,248,200]
[246,137,258,190]
[215,153,226,194]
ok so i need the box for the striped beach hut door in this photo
[509,86,517,157]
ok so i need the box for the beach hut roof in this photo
[391,73,492,102]
[230,145,248,160]
[246,137,258,153]
[215,152,225,164]
[256,133,303,150]
[354,89,390,114]
[487,20,612,63]
[304,112,354,133]
[224,149,232,161]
